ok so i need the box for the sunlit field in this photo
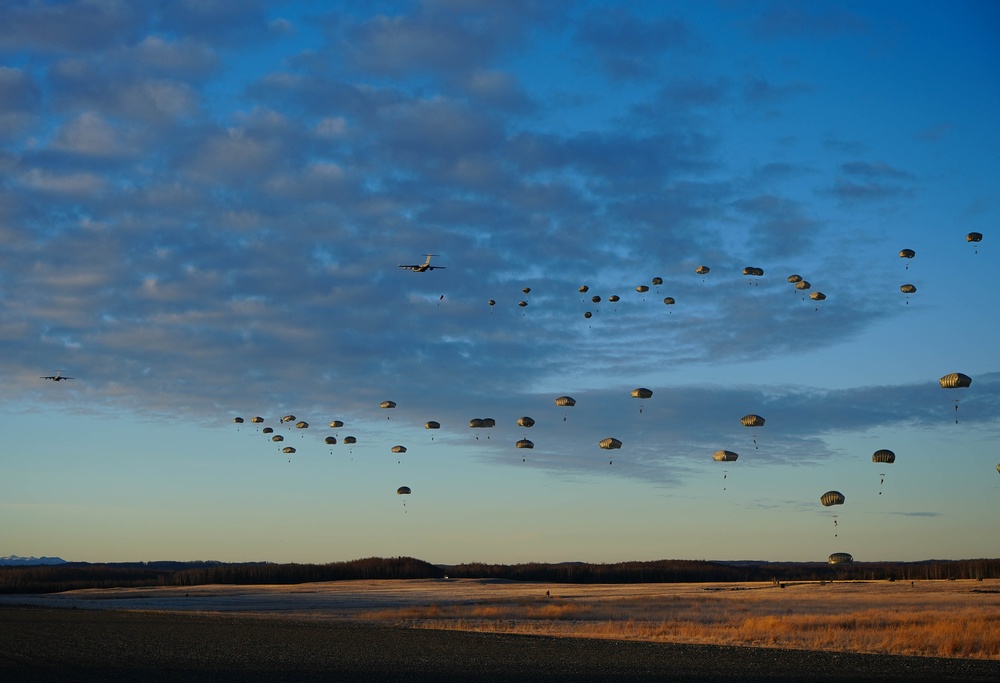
[6,578,999,660]
[353,579,1000,660]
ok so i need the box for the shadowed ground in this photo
[2,606,998,682]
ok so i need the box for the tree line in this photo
[2,556,998,594]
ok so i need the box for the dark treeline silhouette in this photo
[442,558,1000,584]
[2,557,998,594]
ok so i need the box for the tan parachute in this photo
[821,491,845,507]
[712,450,738,462]
[828,553,853,564]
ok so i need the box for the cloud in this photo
[748,3,868,40]
[0,0,141,53]
[574,7,692,80]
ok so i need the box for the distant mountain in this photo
[0,555,68,566]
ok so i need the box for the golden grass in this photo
[356,583,1000,660]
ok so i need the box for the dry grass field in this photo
[4,578,999,661]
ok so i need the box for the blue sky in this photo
[1,0,998,564]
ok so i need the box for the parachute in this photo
[469,418,485,428]
[873,449,895,494]
[482,418,496,428]
[397,486,411,495]
[742,266,764,276]
[899,249,915,270]
[740,414,764,449]
[518,300,528,307]
[787,274,802,283]
[271,435,284,442]
[940,372,972,423]
[695,265,710,275]
[488,299,495,314]
[517,416,535,428]
[608,295,620,303]
[391,445,407,453]
[652,277,663,286]
[424,420,440,429]
[329,420,344,428]
[599,436,622,464]
[380,400,397,409]
[250,416,263,423]
[282,446,296,454]
[281,415,295,423]
[295,421,309,429]
[821,491,845,507]
[584,311,592,319]
[872,449,895,464]
[828,553,853,564]
[996,463,1000,475]
[554,396,576,407]
[631,387,653,399]
[939,372,972,388]
[325,436,337,445]
[900,284,916,294]
[233,417,244,424]
[794,280,810,290]
[262,427,274,434]
[810,291,826,301]
[343,436,357,444]
[967,232,983,254]
[635,285,649,293]
[592,295,601,303]
[712,450,738,462]
[522,287,531,294]
[579,285,589,293]
[662,297,675,306]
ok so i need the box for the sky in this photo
[1,0,998,565]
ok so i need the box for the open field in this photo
[3,578,1000,661]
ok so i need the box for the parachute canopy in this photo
[579,285,589,293]
[281,415,295,423]
[329,420,344,428]
[787,274,803,283]
[809,291,826,301]
[631,387,653,399]
[635,285,649,293]
[795,280,811,290]
[899,249,915,259]
[517,416,535,428]
[584,311,592,319]
[469,418,485,428]
[598,437,622,450]
[282,446,296,454]
[271,435,284,442]
[652,277,663,285]
[821,491,846,507]
[662,297,675,305]
[712,450,738,462]
[608,295,620,302]
[250,416,263,423]
[515,439,534,449]
[518,300,528,307]
[295,421,309,429]
[380,400,397,409]
[828,553,853,564]
[262,427,274,434]
[742,266,764,276]
[967,232,983,243]
[740,414,765,427]
[482,418,496,428]
[424,421,440,430]
[325,436,337,445]
[522,287,531,294]
[592,295,601,303]
[397,486,411,495]
[554,396,576,407]
[900,284,917,294]
[696,265,710,275]
[939,372,972,388]
[343,436,357,444]
[233,417,244,424]
[872,449,895,464]
[391,445,407,454]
